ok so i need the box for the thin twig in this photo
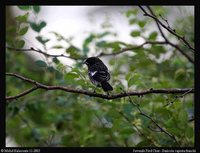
[146,6,194,64]
[148,125,162,132]
[118,110,159,146]
[139,6,194,51]
[121,88,180,146]
[118,111,143,136]
[6,86,39,101]
[188,118,194,122]
[164,88,193,107]
[97,41,167,57]
[7,41,166,59]
[6,46,85,60]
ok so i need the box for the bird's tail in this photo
[101,81,113,92]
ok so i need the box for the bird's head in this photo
[83,57,102,67]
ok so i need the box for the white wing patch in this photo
[90,71,97,76]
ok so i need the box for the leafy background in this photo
[6,6,194,147]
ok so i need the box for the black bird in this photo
[83,57,113,92]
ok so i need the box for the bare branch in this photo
[138,6,194,51]
[164,88,193,107]
[6,86,39,101]
[138,6,194,64]
[6,73,194,102]
[6,46,86,60]
[118,111,143,135]
[141,110,180,146]
[148,125,162,132]
[118,111,158,146]
[145,6,194,64]
[97,41,167,57]
[146,6,168,42]
[7,41,166,60]
[188,118,194,122]
[121,89,180,146]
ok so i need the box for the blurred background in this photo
[6,6,194,147]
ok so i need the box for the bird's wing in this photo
[90,70,110,82]
[89,62,110,82]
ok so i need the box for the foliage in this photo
[6,6,194,147]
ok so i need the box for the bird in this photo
[83,57,113,92]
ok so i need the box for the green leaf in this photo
[121,127,135,138]
[97,31,111,38]
[123,104,132,116]
[105,41,121,52]
[17,40,25,48]
[83,34,95,55]
[126,10,133,17]
[128,73,141,87]
[33,6,40,13]
[126,9,138,17]
[15,13,29,23]
[149,31,158,40]
[18,6,31,10]
[35,60,47,67]
[47,66,55,73]
[83,47,89,56]
[31,128,41,141]
[136,140,150,147]
[109,58,115,66]
[138,21,146,28]
[129,18,137,25]
[185,126,194,138]
[62,135,74,146]
[179,109,188,124]
[55,70,63,79]
[30,21,46,32]
[6,26,16,33]
[130,31,141,37]
[175,68,185,80]
[11,106,20,117]
[66,46,80,57]
[128,76,135,87]
[167,128,181,135]
[125,73,132,81]
[165,118,176,128]
[36,36,49,44]
[6,36,13,46]
[96,41,106,48]
[51,45,64,49]
[83,34,95,46]
[64,72,79,81]
[19,26,29,36]
[53,57,60,64]
[150,45,166,58]
[66,46,79,53]
[153,6,167,16]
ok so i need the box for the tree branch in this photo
[121,89,180,146]
[145,6,194,64]
[138,6,194,64]
[138,6,195,51]
[164,88,193,107]
[97,41,167,57]
[6,46,86,60]
[6,86,39,101]
[7,41,166,60]
[6,73,194,102]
